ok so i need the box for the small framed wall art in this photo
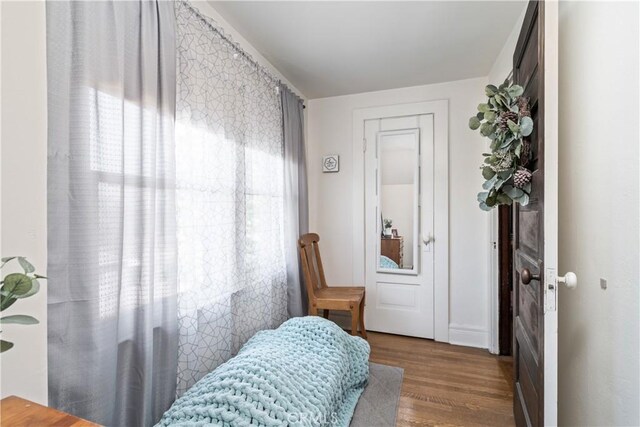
[322,154,339,173]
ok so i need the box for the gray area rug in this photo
[350,362,404,427]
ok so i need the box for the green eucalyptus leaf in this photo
[483,175,498,190]
[477,192,489,203]
[0,314,39,325]
[498,169,514,180]
[520,116,534,136]
[504,186,524,199]
[508,85,524,97]
[487,155,498,164]
[0,296,17,311]
[482,167,496,180]
[477,103,491,113]
[479,202,491,211]
[469,116,481,130]
[17,257,35,273]
[476,112,485,120]
[0,340,14,353]
[523,182,532,193]
[484,111,497,123]
[507,120,520,134]
[485,85,498,96]
[1,257,16,263]
[2,273,32,296]
[486,192,498,206]
[496,193,513,204]
[480,122,496,137]
[518,193,530,206]
[21,279,40,298]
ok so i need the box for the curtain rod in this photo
[179,0,305,104]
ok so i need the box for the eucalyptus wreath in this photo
[469,80,534,211]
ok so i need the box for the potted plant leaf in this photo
[0,256,46,352]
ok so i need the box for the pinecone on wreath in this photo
[513,167,532,188]
[498,111,518,131]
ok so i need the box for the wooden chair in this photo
[298,233,367,338]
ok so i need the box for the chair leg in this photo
[359,299,367,339]
[322,309,330,319]
[351,305,359,336]
[309,305,318,316]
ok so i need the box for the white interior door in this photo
[364,114,434,338]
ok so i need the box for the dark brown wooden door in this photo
[512,1,545,426]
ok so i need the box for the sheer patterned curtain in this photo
[174,1,288,395]
[47,1,178,426]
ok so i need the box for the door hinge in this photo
[544,268,557,313]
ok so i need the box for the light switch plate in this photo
[600,278,607,290]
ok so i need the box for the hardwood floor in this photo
[367,331,515,426]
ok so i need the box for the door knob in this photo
[521,268,540,285]
[558,272,577,289]
[422,233,433,246]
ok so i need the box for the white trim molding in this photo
[352,100,449,343]
[449,324,490,349]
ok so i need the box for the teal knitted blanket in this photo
[157,316,370,427]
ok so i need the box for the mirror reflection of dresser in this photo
[380,236,403,268]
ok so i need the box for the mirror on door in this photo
[377,128,419,274]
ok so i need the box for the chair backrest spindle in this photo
[298,233,328,306]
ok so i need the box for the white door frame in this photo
[352,100,449,342]
[543,1,559,423]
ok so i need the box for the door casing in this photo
[352,100,449,342]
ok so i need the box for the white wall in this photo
[307,77,492,347]
[488,7,526,85]
[0,1,48,404]
[558,2,640,425]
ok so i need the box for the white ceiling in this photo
[210,1,527,99]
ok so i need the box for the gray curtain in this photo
[281,86,309,317]
[46,2,178,426]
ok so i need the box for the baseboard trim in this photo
[327,315,488,350]
[448,324,489,349]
